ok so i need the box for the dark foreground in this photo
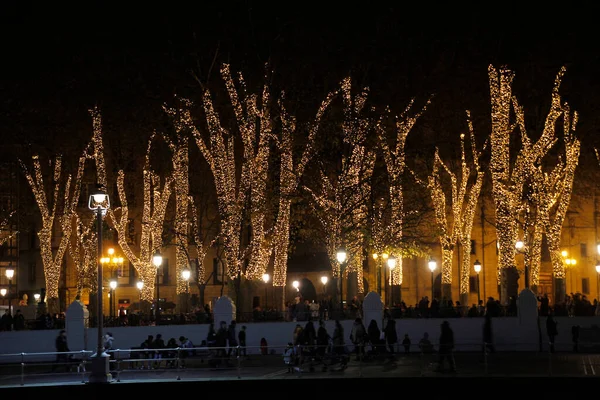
[0,376,598,397]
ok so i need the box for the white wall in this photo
[2,315,598,363]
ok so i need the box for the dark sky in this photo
[1,4,599,158]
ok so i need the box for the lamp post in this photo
[136,281,144,302]
[428,259,437,300]
[152,252,163,324]
[5,265,14,315]
[515,240,529,289]
[320,276,328,298]
[474,260,482,304]
[387,255,396,307]
[596,264,600,301]
[181,266,191,313]
[88,187,110,384]
[262,273,270,310]
[336,248,347,314]
[372,253,381,296]
[109,279,117,318]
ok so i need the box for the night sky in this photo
[1,4,599,162]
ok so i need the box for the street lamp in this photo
[262,273,270,309]
[473,260,482,304]
[152,251,163,324]
[292,280,300,291]
[0,288,6,298]
[320,275,328,298]
[109,279,117,318]
[596,263,600,301]
[88,186,110,384]
[387,255,396,307]
[515,240,529,289]
[5,266,14,315]
[34,293,40,303]
[336,248,347,313]
[136,281,144,302]
[428,259,437,300]
[182,267,191,292]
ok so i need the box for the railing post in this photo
[116,350,121,382]
[176,348,181,380]
[548,344,553,376]
[420,349,425,377]
[237,345,241,379]
[483,342,488,375]
[80,350,86,383]
[358,347,362,378]
[20,352,25,386]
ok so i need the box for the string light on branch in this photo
[272,90,336,287]
[163,101,191,295]
[377,95,431,286]
[91,111,172,302]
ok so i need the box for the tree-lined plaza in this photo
[18,63,590,314]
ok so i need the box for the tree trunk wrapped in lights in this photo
[510,66,576,300]
[456,114,486,303]
[539,104,580,301]
[21,149,86,312]
[271,91,335,289]
[160,103,191,295]
[411,118,484,303]
[305,77,374,294]
[377,98,430,288]
[68,215,97,296]
[187,64,272,281]
[488,65,562,301]
[91,108,173,302]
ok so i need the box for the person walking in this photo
[52,330,71,372]
[436,320,456,373]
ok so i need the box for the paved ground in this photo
[0,351,599,387]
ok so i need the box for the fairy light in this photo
[189,197,209,283]
[271,90,336,287]
[162,101,191,295]
[305,77,374,293]
[508,66,577,283]
[543,103,580,279]
[91,110,173,302]
[377,96,431,286]
[0,210,18,247]
[457,112,486,296]
[68,214,97,294]
[20,143,89,306]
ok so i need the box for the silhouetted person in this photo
[436,321,455,372]
[546,313,558,353]
[571,325,580,353]
[483,314,495,353]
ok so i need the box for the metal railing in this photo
[0,340,597,386]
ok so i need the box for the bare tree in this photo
[91,108,173,302]
[20,148,87,312]
[376,97,430,288]
[304,77,375,294]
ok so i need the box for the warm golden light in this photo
[561,250,568,258]
[474,260,482,274]
[136,281,144,290]
[109,280,117,290]
[292,280,299,289]
[108,248,115,256]
[372,253,378,260]
[428,259,437,272]
[321,276,328,285]
[387,256,397,269]
[0,289,6,297]
[5,268,14,280]
[182,268,191,281]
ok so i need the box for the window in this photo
[213,258,225,285]
[580,243,588,258]
[582,277,590,295]
[470,240,476,255]
[469,276,478,293]
[28,262,36,284]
